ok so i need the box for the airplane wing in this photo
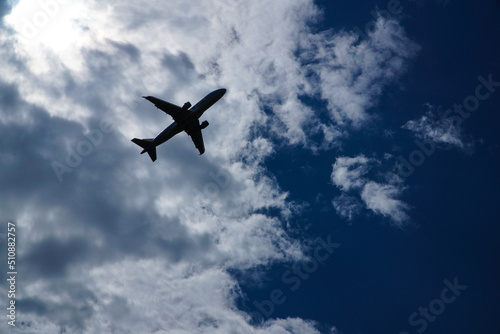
[143,96,182,121]
[184,120,205,155]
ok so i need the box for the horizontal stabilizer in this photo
[131,138,153,148]
[131,138,157,162]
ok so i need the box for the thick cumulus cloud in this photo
[0,0,417,332]
[330,155,409,226]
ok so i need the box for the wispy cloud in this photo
[402,104,474,152]
[298,17,420,130]
[331,155,409,226]
[330,155,373,191]
[332,193,362,221]
[360,181,409,224]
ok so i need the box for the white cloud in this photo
[402,104,474,152]
[298,18,420,130]
[330,155,409,225]
[361,181,409,226]
[330,155,372,191]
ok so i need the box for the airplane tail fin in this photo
[131,138,157,162]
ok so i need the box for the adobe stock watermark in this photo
[6,222,17,327]
[397,73,500,178]
[399,277,467,334]
[18,0,70,40]
[192,169,232,208]
[51,61,163,183]
[249,236,340,323]
[51,119,114,183]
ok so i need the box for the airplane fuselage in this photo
[150,88,226,147]
[133,88,226,160]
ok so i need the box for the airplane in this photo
[132,88,226,161]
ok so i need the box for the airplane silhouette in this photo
[132,88,226,161]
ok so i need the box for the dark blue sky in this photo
[240,1,500,333]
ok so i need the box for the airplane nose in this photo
[214,88,226,99]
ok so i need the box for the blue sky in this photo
[0,0,499,333]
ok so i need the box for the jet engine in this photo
[182,102,192,111]
[200,120,209,130]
